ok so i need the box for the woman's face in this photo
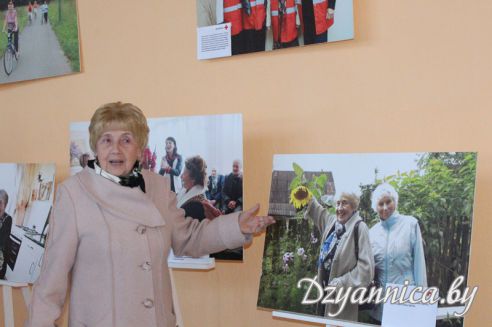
[0,198,6,217]
[335,197,355,224]
[96,130,142,176]
[376,195,396,220]
[181,168,195,190]
[165,140,175,154]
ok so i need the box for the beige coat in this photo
[305,199,374,322]
[25,168,248,327]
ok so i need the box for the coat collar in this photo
[380,212,400,230]
[76,167,165,227]
[176,185,205,208]
[343,211,362,232]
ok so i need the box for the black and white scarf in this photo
[88,160,146,193]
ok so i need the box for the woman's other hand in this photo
[239,204,275,234]
[228,200,237,209]
[202,200,221,220]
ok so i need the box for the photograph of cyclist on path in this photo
[2,1,19,55]
[0,0,80,84]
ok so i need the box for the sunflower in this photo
[290,186,312,210]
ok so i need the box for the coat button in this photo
[143,298,154,308]
[136,225,147,234]
[141,261,152,271]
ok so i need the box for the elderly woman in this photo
[26,102,274,327]
[369,183,427,322]
[0,189,13,279]
[159,136,183,192]
[304,191,374,321]
[176,155,211,221]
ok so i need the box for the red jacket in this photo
[242,0,267,31]
[313,0,334,34]
[271,0,298,43]
[224,0,243,36]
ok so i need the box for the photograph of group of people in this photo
[0,0,80,84]
[70,113,245,261]
[0,163,55,283]
[196,0,354,58]
[258,152,477,327]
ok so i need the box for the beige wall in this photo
[1,0,491,326]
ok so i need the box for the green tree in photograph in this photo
[394,152,476,299]
[358,181,378,226]
[358,152,476,306]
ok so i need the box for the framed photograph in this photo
[70,113,245,263]
[258,152,477,327]
[0,0,81,84]
[0,163,55,283]
[196,0,354,59]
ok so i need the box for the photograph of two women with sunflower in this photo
[258,152,477,327]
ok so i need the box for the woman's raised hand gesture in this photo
[239,204,275,234]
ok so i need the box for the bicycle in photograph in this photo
[3,30,18,76]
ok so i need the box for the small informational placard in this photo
[381,283,438,327]
[197,23,232,60]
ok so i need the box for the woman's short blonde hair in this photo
[89,102,149,153]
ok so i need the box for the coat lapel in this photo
[76,168,166,227]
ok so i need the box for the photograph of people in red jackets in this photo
[196,0,353,58]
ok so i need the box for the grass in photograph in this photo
[49,0,80,72]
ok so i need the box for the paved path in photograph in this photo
[0,14,72,84]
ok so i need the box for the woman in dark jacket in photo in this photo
[176,156,221,221]
[0,189,13,279]
[159,137,183,192]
